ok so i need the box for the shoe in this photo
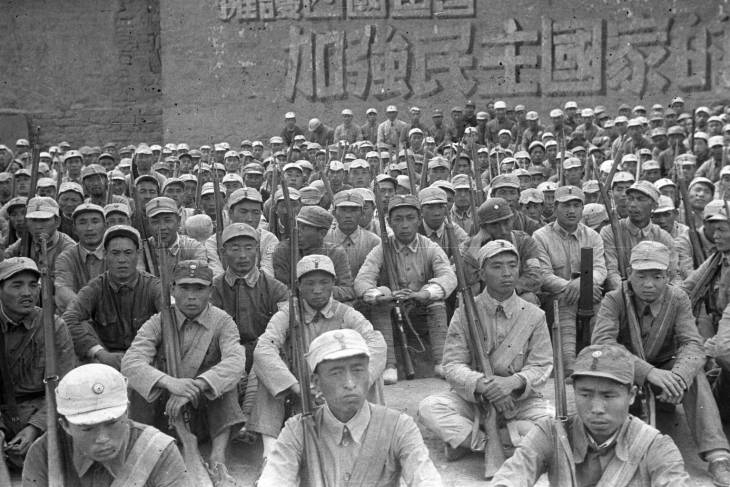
[434,365,445,378]
[444,442,469,462]
[383,367,398,385]
[709,457,730,487]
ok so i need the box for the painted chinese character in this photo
[391,0,431,18]
[476,18,539,97]
[433,0,474,18]
[314,30,346,99]
[276,0,302,19]
[664,14,708,91]
[411,24,475,97]
[345,25,375,98]
[284,26,315,101]
[302,0,343,19]
[346,0,386,18]
[541,17,603,96]
[370,26,410,99]
[708,11,730,90]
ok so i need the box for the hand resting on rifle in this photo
[392,289,431,304]
[157,376,210,418]
[5,425,40,456]
[475,375,525,412]
[562,279,581,305]
[647,368,685,404]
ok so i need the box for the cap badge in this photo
[92,383,105,395]
[591,350,602,370]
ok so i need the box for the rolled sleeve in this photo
[253,308,298,398]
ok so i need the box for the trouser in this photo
[370,300,448,368]
[655,361,730,457]
[714,357,730,423]
[418,390,553,451]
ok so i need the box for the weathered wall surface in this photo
[0,0,162,147]
[161,0,730,144]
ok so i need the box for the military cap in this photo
[299,186,323,206]
[62,150,83,163]
[564,101,577,109]
[36,177,56,188]
[582,180,600,194]
[58,141,71,149]
[451,106,464,113]
[348,159,369,171]
[0,172,11,183]
[98,152,115,161]
[498,129,512,138]
[562,157,582,170]
[721,165,730,178]
[630,241,670,270]
[612,172,636,185]
[298,161,314,172]
[0,257,39,281]
[429,181,453,196]
[478,197,513,224]
[514,104,525,112]
[134,175,160,189]
[513,168,531,178]
[135,145,153,156]
[519,188,544,205]
[72,203,105,220]
[626,118,642,128]
[582,203,608,229]
[145,197,177,218]
[450,174,472,190]
[703,199,727,221]
[653,195,676,214]
[549,109,563,118]
[173,260,213,285]
[555,185,585,203]
[494,101,507,109]
[297,254,336,280]
[427,156,450,170]
[528,141,545,152]
[2,196,27,216]
[419,187,448,206]
[333,189,364,208]
[58,182,84,198]
[375,173,397,187]
[118,158,132,169]
[724,124,730,133]
[224,150,240,160]
[296,205,333,229]
[15,138,29,147]
[537,181,558,193]
[689,176,714,192]
[221,222,259,244]
[274,187,300,202]
[478,239,519,267]
[432,108,443,117]
[104,203,131,218]
[365,151,380,160]
[307,328,370,373]
[26,196,59,219]
[395,175,412,191]
[328,160,344,172]
[677,113,691,123]
[626,180,660,203]
[218,142,231,151]
[641,160,660,172]
[251,140,264,148]
[14,168,31,178]
[695,106,711,115]
[694,131,709,142]
[150,144,162,152]
[581,108,594,118]
[103,224,140,248]
[408,128,423,138]
[572,146,587,154]
[514,150,530,160]
[477,111,489,121]
[200,182,224,197]
[177,143,190,152]
[386,105,398,112]
[188,149,203,159]
[162,178,184,192]
[464,127,478,136]
[528,165,545,176]
[243,163,264,175]
[284,111,296,119]
[675,154,696,166]
[638,148,652,157]
[709,135,725,148]
[653,178,675,191]
[388,194,420,214]
[633,105,646,113]
[178,174,197,184]
[352,188,375,203]
[227,188,263,210]
[650,127,668,138]
[55,363,129,425]
[571,344,635,385]
[221,174,244,186]
[490,174,520,191]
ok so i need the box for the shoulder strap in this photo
[595,421,659,487]
[110,426,174,487]
[346,405,401,487]
[643,290,677,361]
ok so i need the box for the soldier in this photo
[258,328,441,486]
[121,260,246,474]
[360,107,379,145]
[518,188,544,224]
[280,112,304,146]
[61,150,83,184]
[272,205,355,303]
[22,363,193,486]
[57,182,85,242]
[491,344,691,486]
[449,174,475,235]
[485,101,516,143]
[0,258,75,467]
[333,108,363,144]
[377,105,408,149]
[324,189,380,279]
[63,225,161,369]
[532,186,606,371]
[252,255,386,458]
[489,174,541,235]
[600,181,678,291]
[356,194,457,383]
[81,164,123,207]
[418,186,469,259]
[54,203,107,313]
[592,241,730,485]
[428,108,450,146]
[104,202,131,227]
[2,196,27,249]
[418,240,553,463]
[145,196,207,276]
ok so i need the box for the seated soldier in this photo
[22,363,193,486]
[0,258,75,468]
[418,240,553,468]
[592,241,730,485]
[489,174,541,235]
[258,329,442,486]
[121,260,246,476]
[491,344,691,486]
[356,194,457,383]
[252,255,386,459]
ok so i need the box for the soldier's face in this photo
[454,188,471,209]
[105,213,130,228]
[480,252,519,297]
[105,237,139,281]
[574,377,635,444]
[299,271,334,310]
[223,237,258,275]
[388,207,420,244]
[163,184,185,206]
[27,217,58,240]
[555,200,582,229]
[334,206,362,234]
[149,213,179,245]
[421,202,447,230]
[136,182,159,206]
[689,184,713,211]
[629,268,668,303]
[84,174,107,197]
[313,355,370,422]
[523,202,543,222]
[62,414,130,463]
[651,210,676,233]
[493,188,519,210]
[244,172,263,189]
[15,175,30,196]
[74,212,105,248]
[348,168,370,188]
[173,282,212,318]
[9,206,26,232]
[626,191,655,223]
[482,217,512,241]
[0,271,39,316]
[713,221,730,253]
[298,223,326,251]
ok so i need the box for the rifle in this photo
[549,300,577,486]
[319,147,335,208]
[279,171,327,487]
[131,155,159,276]
[211,160,224,261]
[194,164,205,215]
[372,183,416,380]
[576,247,594,352]
[445,216,505,479]
[268,164,280,240]
[39,236,65,487]
[403,141,418,194]
[558,126,566,186]
[156,233,214,487]
[29,126,41,196]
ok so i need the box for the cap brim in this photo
[631,260,668,271]
[570,371,631,385]
[63,404,127,425]
[312,350,370,371]
[26,211,57,219]
[174,277,211,286]
[146,209,177,218]
[335,202,363,208]
[421,200,448,206]
[555,196,584,203]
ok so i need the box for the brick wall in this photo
[0,0,162,148]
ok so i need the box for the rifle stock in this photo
[445,216,505,479]
[156,233,214,487]
[39,236,65,487]
[576,247,594,351]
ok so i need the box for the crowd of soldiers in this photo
[1,94,730,486]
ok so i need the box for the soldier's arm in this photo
[257,416,303,486]
[427,242,457,298]
[393,414,443,487]
[61,280,103,359]
[659,230,681,286]
[645,433,692,486]
[515,234,543,295]
[52,249,77,313]
[589,228,607,287]
[532,229,568,294]
[196,313,245,399]
[272,243,290,288]
[706,303,730,360]
[490,419,552,487]
[355,244,390,300]
[259,231,279,277]
[674,231,694,281]
[599,224,621,290]
[514,312,553,397]
[120,314,166,401]
[252,308,298,397]
[669,290,707,386]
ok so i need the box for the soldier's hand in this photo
[401,290,430,304]
[481,376,521,403]
[562,279,580,305]
[374,294,394,304]
[95,350,124,370]
[492,396,515,413]
[5,425,40,456]
[159,377,202,402]
[646,369,685,399]
[165,395,191,420]
[289,383,302,396]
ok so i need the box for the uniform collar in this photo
[321,401,371,446]
[633,287,666,318]
[551,220,581,239]
[625,218,652,236]
[302,296,336,323]
[333,225,361,243]
[423,221,444,238]
[572,415,632,463]
[108,272,140,292]
[173,303,212,329]
[79,242,105,261]
[0,303,37,332]
[224,266,260,288]
[478,290,519,319]
[393,235,419,253]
